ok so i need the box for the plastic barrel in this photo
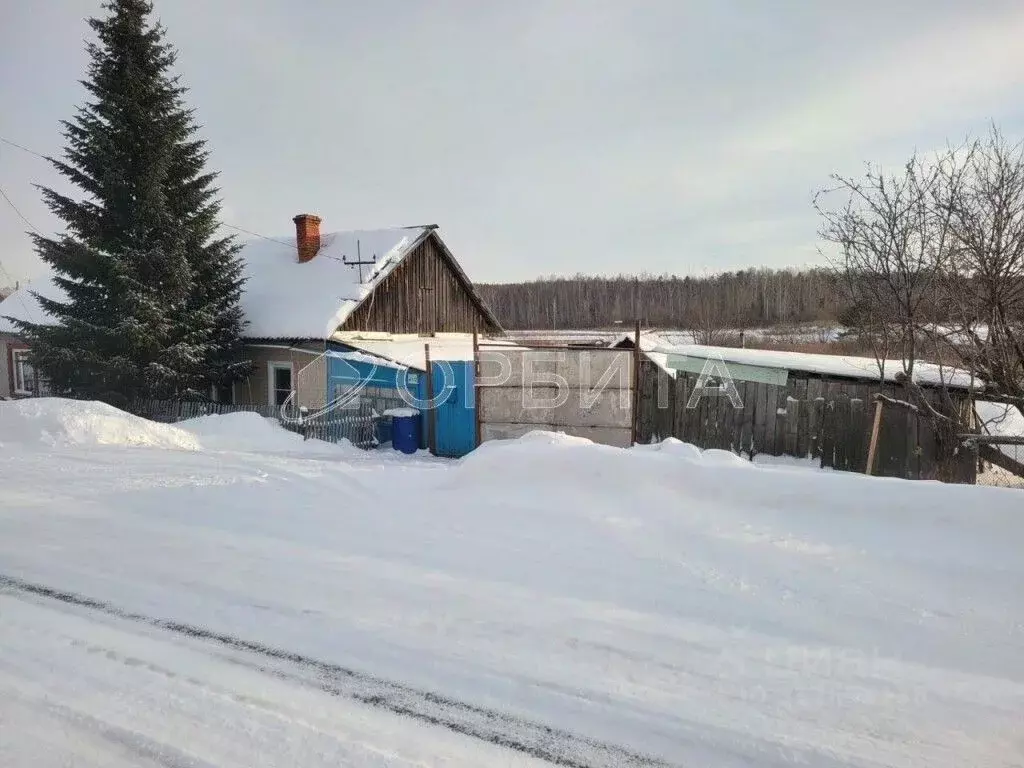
[391,414,420,455]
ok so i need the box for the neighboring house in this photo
[0,214,502,407]
[0,278,64,399]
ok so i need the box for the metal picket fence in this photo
[127,396,395,450]
[279,399,384,449]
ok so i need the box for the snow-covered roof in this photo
[1,224,497,340]
[239,226,432,339]
[611,331,979,389]
[0,276,64,335]
[331,331,518,372]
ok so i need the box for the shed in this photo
[627,332,980,481]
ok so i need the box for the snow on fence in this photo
[128,393,396,450]
[635,361,978,482]
[126,399,279,422]
[278,402,383,449]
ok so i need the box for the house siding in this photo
[340,234,500,334]
[234,342,326,410]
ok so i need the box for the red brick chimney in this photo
[293,213,322,263]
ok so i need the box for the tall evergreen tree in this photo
[10,0,248,402]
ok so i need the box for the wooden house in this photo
[0,214,502,411]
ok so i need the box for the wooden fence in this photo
[126,399,279,422]
[635,360,976,482]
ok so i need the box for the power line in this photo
[218,222,295,249]
[0,136,50,162]
[0,184,43,320]
[0,183,44,236]
[1,133,299,251]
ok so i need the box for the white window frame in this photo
[267,362,294,407]
[12,349,34,396]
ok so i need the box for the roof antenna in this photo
[341,240,377,282]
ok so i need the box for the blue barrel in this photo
[390,411,420,454]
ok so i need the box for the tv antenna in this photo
[341,240,377,282]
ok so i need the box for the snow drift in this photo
[0,400,357,456]
[177,411,350,455]
[0,398,200,451]
[1,401,1023,766]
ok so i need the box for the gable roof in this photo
[0,276,64,335]
[0,225,500,340]
[238,225,432,339]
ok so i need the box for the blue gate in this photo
[423,360,476,458]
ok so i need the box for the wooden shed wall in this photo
[636,361,976,482]
[341,234,499,335]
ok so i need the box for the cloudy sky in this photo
[2,1,1024,286]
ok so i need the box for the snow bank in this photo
[0,398,200,450]
[2,415,1024,765]
[177,411,351,455]
[634,435,703,460]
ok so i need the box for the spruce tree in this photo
[10,0,248,402]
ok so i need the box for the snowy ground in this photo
[1,400,1022,767]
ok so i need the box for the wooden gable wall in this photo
[340,233,500,334]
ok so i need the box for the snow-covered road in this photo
[0,589,552,767]
[1,401,1023,766]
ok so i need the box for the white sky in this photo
[2,0,1024,285]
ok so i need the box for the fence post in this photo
[424,343,435,455]
[865,397,884,475]
[631,320,641,446]
[472,326,481,449]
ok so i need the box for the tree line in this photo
[477,268,842,331]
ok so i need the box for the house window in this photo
[12,350,36,396]
[268,362,293,407]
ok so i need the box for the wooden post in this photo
[424,343,435,454]
[472,326,481,448]
[630,320,641,446]
[865,397,884,475]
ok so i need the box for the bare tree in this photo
[816,129,1024,485]
[684,293,733,346]
[815,154,956,382]
[931,127,1024,421]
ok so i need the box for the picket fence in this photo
[127,397,389,450]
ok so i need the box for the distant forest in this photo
[477,268,841,330]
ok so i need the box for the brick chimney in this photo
[293,213,322,263]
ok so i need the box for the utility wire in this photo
[0,136,49,161]
[1,132,300,255]
[0,183,44,236]
[218,222,295,249]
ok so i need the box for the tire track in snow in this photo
[0,573,675,768]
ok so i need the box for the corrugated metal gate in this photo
[427,361,476,458]
[410,360,476,457]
